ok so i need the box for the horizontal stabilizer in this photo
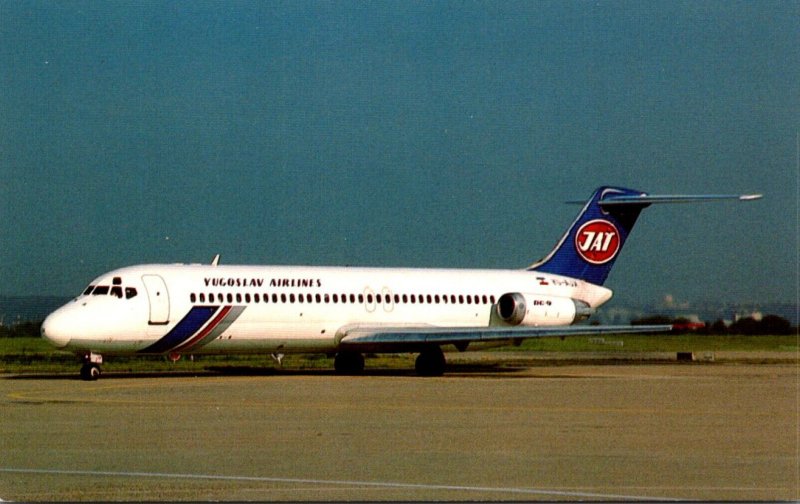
[597,193,763,206]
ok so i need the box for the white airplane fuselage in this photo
[43,264,612,355]
[41,186,760,379]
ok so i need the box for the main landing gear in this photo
[79,352,103,381]
[334,351,365,374]
[415,346,446,377]
[333,347,447,377]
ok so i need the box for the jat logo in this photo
[575,219,620,264]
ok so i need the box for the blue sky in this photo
[1,1,797,305]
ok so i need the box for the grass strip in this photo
[1,334,796,375]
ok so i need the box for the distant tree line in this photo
[0,321,41,338]
[632,314,795,335]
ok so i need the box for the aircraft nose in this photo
[41,308,72,348]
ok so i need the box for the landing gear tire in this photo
[415,347,445,377]
[334,351,365,375]
[80,363,101,381]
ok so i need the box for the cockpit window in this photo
[82,280,138,299]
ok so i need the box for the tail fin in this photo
[528,186,762,286]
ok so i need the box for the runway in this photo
[2,362,797,501]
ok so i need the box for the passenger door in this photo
[141,274,170,325]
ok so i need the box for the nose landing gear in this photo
[79,352,103,381]
[80,363,101,381]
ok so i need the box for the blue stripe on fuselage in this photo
[139,306,219,354]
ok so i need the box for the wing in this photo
[337,324,672,352]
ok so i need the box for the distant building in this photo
[734,311,763,322]
[671,321,706,331]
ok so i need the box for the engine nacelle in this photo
[495,293,593,326]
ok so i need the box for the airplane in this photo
[41,186,761,380]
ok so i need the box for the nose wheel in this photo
[79,352,103,381]
[80,363,102,381]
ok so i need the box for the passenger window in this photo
[125,287,137,300]
[426,294,432,304]
[324,294,330,303]
[281,294,287,303]
[199,293,206,303]
[316,293,322,303]
[191,293,197,303]
[245,293,251,303]
[350,294,356,303]
[227,293,233,303]
[490,295,496,304]
[332,294,338,303]
[402,294,408,303]
[272,294,278,303]
[358,294,364,303]
[376,294,381,304]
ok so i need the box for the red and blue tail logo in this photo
[528,186,647,286]
[574,219,621,264]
